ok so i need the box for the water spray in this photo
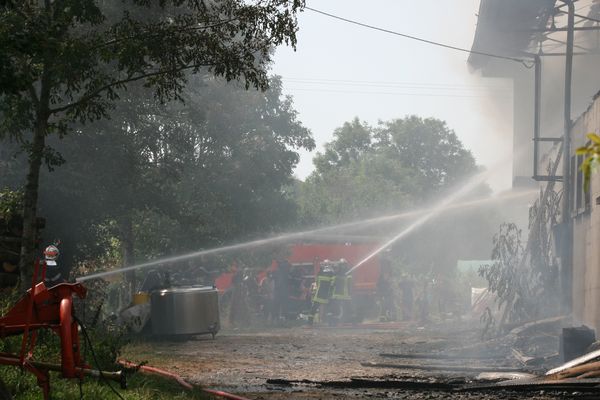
[76,186,535,282]
[346,167,517,275]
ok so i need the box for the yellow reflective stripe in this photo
[313,275,334,303]
[331,276,351,300]
[317,275,334,282]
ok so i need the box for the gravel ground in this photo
[122,321,596,399]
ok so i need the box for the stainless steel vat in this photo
[150,286,220,337]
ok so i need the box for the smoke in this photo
[77,185,535,282]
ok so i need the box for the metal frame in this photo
[561,0,575,313]
[529,0,577,313]
[532,0,586,185]
[0,261,123,399]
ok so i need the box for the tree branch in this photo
[92,18,239,52]
[49,37,272,116]
[48,64,213,115]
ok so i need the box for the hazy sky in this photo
[272,0,515,191]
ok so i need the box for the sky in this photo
[272,0,515,191]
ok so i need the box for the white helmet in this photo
[44,245,59,266]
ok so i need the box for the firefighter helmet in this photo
[44,245,59,261]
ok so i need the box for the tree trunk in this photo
[18,117,47,286]
[120,216,137,300]
[18,64,51,289]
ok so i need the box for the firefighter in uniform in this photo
[308,260,334,325]
[377,259,396,322]
[43,244,63,286]
[330,259,352,325]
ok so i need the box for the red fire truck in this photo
[216,241,382,322]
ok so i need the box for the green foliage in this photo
[0,189,23,221]
[0,0,306,282]
[480,190,561,326]
[0,0,305,142]
[313,118,374,173]
[576,132,600,191]
[296,115,495,282]
[0,366,211,399]
[299,115,480,225]
[0,303,203,400]
[0,287,21,317]
[0,286,127,371]
[0,142,25,190]
[21,74,313,276]
[479,223,532,323]
[0,290,189,399]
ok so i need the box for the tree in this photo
[376,116,478,196]
[299,116,482,224]
[296,115,495,285]
[0,0,304,283]
[314,117,373,173]
[21,75,313,288]
[479,190,562,326]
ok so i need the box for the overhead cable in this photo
[286,87,511,99]
[281,77,512,91]
[281,76,508,87]
[304,6,534,68]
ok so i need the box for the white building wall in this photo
[571,93,600,332]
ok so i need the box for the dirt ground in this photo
[122,320,598,399]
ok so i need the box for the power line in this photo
[285,84,510,96]
[304,6,534,68]
[575,1,593,14]
[286,87,512,99]
[281,77,512,92]
[575,12,600,24]
[281,77,509,88]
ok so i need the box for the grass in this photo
[0,288,217,399]
[0,365,213,399]
[0,319,214,399]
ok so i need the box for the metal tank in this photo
[150,286,220,337]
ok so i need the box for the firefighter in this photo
[272,259,291,323]
[398,274,415,321]
[43,243,63,286]
[329,259,352,325]
[229,268,247,326]
[259,271,275,322]
[377,259,396,322]
[308,260,335,325]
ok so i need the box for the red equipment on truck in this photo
[280,242,381,322]
[284,242,380,294]
[217,242,381,293]
[216,241,382,322]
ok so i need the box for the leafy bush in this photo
[480,190,561,328]
[576,133,600,190]
[0,189,22,222]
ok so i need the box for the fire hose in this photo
[118,360,251,400]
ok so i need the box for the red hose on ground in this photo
[202,388,254,400]
[118,360,251,400]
